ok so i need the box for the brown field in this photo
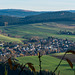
[56,24,75,29]
[51,54,75,63]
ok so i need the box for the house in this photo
[0,43,4,47]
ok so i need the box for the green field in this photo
[0,22,75,42]
[0,34,22,43]
[17,55,75,75]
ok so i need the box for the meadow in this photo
[17,55,75,75]
[0,22,75,42]
[0,34,22,43]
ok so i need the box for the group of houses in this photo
[0,36,75,62]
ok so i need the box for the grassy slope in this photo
[0,22,75,41]
[17,55,75,75]
[0,34,22,43]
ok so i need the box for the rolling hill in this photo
[0,9,75,18]
[0,22,75,41]
[0,11,75,26]
[0,10,75,42]
[17,55,75,75]
[68,10,75,13]
[21,11,75,25]
[0,9,42,17]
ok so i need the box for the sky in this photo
[0,0,75,11]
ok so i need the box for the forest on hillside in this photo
[0,11,75,26]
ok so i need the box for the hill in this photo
[0,34,22,43]
[17,55,75,75]
[0,9,75,18]
[68,10,75,13]
[22,11,75,24]
[0,11,75,26]
[0,11,75,42]
[0,9,42,17]
[0,22,75,41]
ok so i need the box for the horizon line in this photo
[0,8,75,12]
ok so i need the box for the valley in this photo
[0,9,75,75]
[0,22,75,42]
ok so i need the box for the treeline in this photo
[0,11,75,26]
[58,30,75,35]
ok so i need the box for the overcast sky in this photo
[0,0,75,11]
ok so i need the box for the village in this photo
[0,36,75,62]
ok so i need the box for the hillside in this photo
[17,55,75,75]
[0,9,75,18]
[23,11,75,24]
[68,10,75,13]
[0,15,20,26]
[0,9,42,17]
[0,10,75,42]
[0,11,75,26]
[0,34,22,43]
[0,22,75,41]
